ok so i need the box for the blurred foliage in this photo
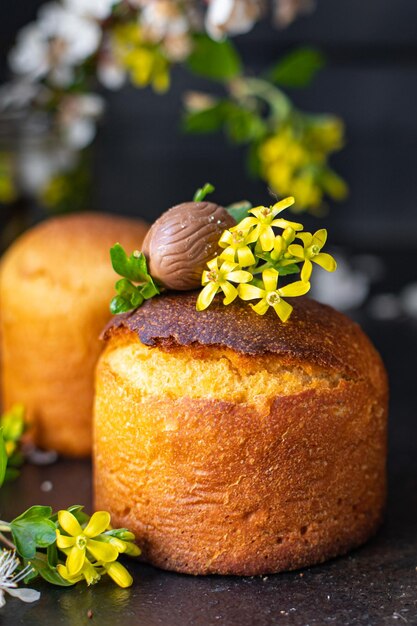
[0,0,347,216]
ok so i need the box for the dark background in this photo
[1,0,417,247]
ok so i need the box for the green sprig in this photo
[193,182,215,202]
[110,243,160,314]
[0,405,26,482]
[0,505,139,589]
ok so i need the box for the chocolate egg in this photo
[142,202,235,290]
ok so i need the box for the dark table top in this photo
[0,310,416,626]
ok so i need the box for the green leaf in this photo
[47,542,58,567]
[11,506,56,559]
[29,553,73,587]
[193,183,215,202]
[187,34,242,81]
[115,279,144,307]
[226,201,252,223]
[140,280,159,300]
[183,103,227,134]
[14,506,53,520]
[0,431,7,487]
[246,141,262,178]
[110,295,139,315]
[110,244,150,283]
[104,528,135,541]
[7,449,24,468]
[269,47,325,88]
[276,263,301,276]
[50,505,89,526]
[225,106,266,144]
[67,505,90,526]
[110,244,160,314]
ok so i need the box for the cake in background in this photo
[0,212,148,457]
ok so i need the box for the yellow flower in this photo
[218,228,257,266]
[56,511,118,577]
[291,173,322,211]
[57,558,101,586]
[238,268,310,321]
[113,23,170,93]
[102,561,133,588]
[270,226,298,261]
[288,229,337,281]
[196,258,252,311]
[258,121,347,212]
[306,117,345,153]
[234,197,302,252]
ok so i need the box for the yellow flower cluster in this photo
[258,119,348,212]
[56,510,140,588]
[113,23,170,93]
[196,196,337,321]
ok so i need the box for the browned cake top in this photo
[102,292,382,381]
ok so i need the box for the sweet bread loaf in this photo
[94,292,388,575]
[0,212,148,457]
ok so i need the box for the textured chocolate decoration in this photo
[103,292,382,381]
[141,201,235,290]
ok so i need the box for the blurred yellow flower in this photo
[306,117,345,153]
[238,268,310,321]
[259,120,347,212]
[113,23,170,93]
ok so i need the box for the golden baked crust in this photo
[0,212,148,456]
[103,292,383,383]
[94,294,388,575]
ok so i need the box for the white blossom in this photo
[64,0,120,20]
[368,293,401,321]
[8,24,50,80]
[0,81,41,112]
[38,3,102,65]
[401,283,417,318]
[0,550,40,608]
[8,3,102,87]
[205,0,263,40]
[141,1,189,40]
[17,142,76,194]
[311,254,370,312]
[58,94,104,149]
[98,59,126,90]
[140,1,193,61]
[97,35,126,90]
